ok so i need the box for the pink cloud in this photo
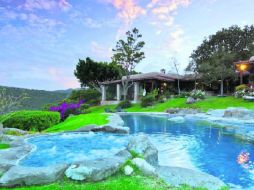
[103,0,146,37]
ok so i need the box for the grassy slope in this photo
[0,143,10,149]
[0,174,208,190]
[126,96,254,112]
[45,113,109,132]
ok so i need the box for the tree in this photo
[0,89,27,115]
[74,57,121,92]
[188,25,254,94]
[169,57,181,95]
[198,47,236,96]
[112,28,145,100]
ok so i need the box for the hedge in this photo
[0,111,60,131]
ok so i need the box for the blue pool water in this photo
[20,114,254,189]
[120,114,254,189]
[20,133,129,167]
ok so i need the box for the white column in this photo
[133,82,139,103]
[117,84,121,102]
[101,85,106,102]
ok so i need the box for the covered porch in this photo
[100,72,175,105]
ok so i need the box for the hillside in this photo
[0,86,71,111]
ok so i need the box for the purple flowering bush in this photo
[49,100,84,120]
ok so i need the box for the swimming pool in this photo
[120,114,254,189]
[19,132,129,167]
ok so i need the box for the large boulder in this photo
[223,108,254,119]
[65,150,131,181]
[0,165,67,187]
[127,135,158,166]
[156,166,226,190]
[168,116,185,123]
[131,158,157,176]
[186,97,195,104]
[166,108,202,115]
[2,128,28,136]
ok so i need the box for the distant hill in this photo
[0,86,72,111]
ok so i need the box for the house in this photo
[234,56,254,84]
[100,72,197,105]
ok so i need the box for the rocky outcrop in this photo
[65,150,131,181]
[131,158,157,176]
[127,135,158,166]
[186,97,195,104]
[156,166,226,190]
[2,128,28,136]
[0,165,67,187]
[168,116,185,123]
[223,108,254,119]
[166,108,202,115]
[124,165,133,176]
[75,114,129,134]
[75,125,129,134]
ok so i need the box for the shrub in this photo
[80,103,90,110]
[176,91,191,98]
[117,100,132,109]
[141,94,156,107]
[1,111,60,131]
[69,89,101,105]
[49,100,84,120]
[235,84,249,91]
[190,90,205,99]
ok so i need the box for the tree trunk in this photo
[220,80,224,96]
[177,79,180,95]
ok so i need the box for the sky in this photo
[0,0,254,90]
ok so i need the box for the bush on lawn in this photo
[117,100,132,109]
[235,84,249,91]
[49,100,84,120]
[190,90,205,99]
[69,89,101,106]
[0,111,60,131]
[141,94,156,107]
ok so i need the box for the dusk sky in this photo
[0,0,254,90]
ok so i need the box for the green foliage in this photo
[141,94,156,107]
[235,84,249,91]
[188,25,254,92]
[69,89,101,106]
[117,100,132,109]
[0,86,69,113]
[0,143,10,149]
[112,28,145,100]
[4,130,22,136]
[1,111,60,131]
[190,90,206,99]
[0,88,28,114]
[74,58,121,91]
[140,90,158,107]
[129,150,144,159]
[249,74,254,83]
[80,103,90,110]
[0,174,173,190]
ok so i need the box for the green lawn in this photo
[45,113,109,133]
[46,96,254,133]
[0,143,10,149]
[0,174,208,190]
[88,96,254,114]
[126,96,254,112]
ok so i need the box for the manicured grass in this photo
[126,96,254,112]
[45,113,109,133]
[0,174,208,190]
[0,143,10,149]
[88,96,254,114]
